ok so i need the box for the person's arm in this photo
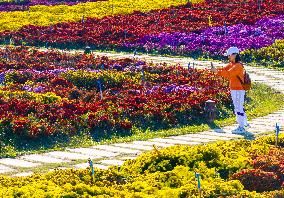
[218,63,243,78]
[211,63,229,73]
[216,63,231,78]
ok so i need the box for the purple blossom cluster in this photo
[1,68,76,76]
[146,84,199,95]
[163,84,198,94]
[22,85,45,93]
[0,72,5,84]
[0,68,76,86]
[124,15,284,56]
[145,85,159,95]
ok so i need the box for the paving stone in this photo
[0,158,41,168]
[245,128,262,133]
[184,134,233,141]
[132,141,175,148]
[138,55,150,59]
[251,118,271,122]
[20,154,69,163]
[246,126,274,133]
[251,116,280,122]
[99,159,125,166]
[92,145,142,155]
[257,122,276,127]
[108,54,122,57]
[149,138,201,145]
[251,118,270,122]
[269,112,284,116]
[0,164,15,174]
[200,131,243,138]
[169,135,213,143]
[12,171,33,177]
[113,143,154,151]
[93,164,109,169]
[67,148,118,157]
[74,163,89,169]
[249,124,274,130]
[249,121,273,126]
[46,151,99,160]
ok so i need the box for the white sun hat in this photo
[223,47,240,56]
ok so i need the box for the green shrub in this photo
[1,135,284,197]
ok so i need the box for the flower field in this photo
[0,46,231,141]
[0,134,283,197]
[0,0,202,31]
[0,0,283,65]
[0,0,284,195]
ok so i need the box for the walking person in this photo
[211,47,249,134]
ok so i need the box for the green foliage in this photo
[255,134,284,148]
[61,70,140,90]
[242,39,284,69]
[4,71,32,84]
[1,135,284,197]
[121,139,272,178]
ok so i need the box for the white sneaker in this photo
[232,126,246,135]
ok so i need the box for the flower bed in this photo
[0,0,106,12]
[0,134,283,197]
[0,0,202,32]
[242,39,284,68]
[1,1,283,57]
[127,15,284,57]
[0,46,230,140]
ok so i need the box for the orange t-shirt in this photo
[217,62,244,90]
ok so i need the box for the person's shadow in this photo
[243,131,256,140]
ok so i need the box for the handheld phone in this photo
[211,62,214,69]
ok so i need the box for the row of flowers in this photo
[0,0,200,32]
[241,39,284,68]
[1,135,283,196]
[1,1,283,57]
[0,46,128,72]
[126,15,284,57]
[0,46,230,138]
[0,0,106,12]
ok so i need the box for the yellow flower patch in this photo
[0,0,203,32]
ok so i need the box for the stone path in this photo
[0,49,284,177]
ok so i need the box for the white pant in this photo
[231,90,248,128]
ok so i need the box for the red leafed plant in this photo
[231,148,284,192]
[231,169,281,192]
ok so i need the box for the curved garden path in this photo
[0,49,284,177]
